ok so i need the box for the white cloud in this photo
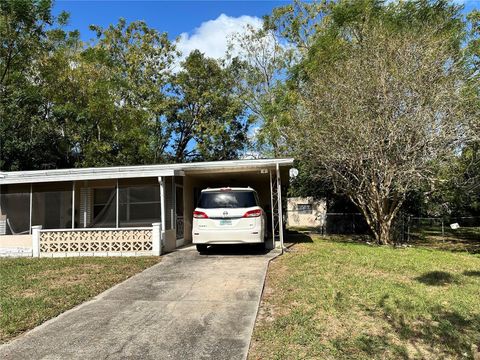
[177,13,263,61]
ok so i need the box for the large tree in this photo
[167,50,249,162]
[58,19,177,167]
[289,0,469,244]
[0,0,74,170]
[229,25,293,157]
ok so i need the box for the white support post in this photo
[269,170,275,243]
[29,183,33,234]
[115,179,119,228]
[72,181,75,229]
[32,225,42,258]
[276,163,284,253]
[159,177,166,234]
[82,186,87,228]
[152,222,162,256]
[170,178,177,232]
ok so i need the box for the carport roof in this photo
[0,158,294,185]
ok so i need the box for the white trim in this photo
[0,158,294,185]
[276,163,284,253]
[159,177,166,234]
[269,170,275,244]
[39,226,153,232]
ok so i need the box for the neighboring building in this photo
[286,197,326,229]
[0,158,293,257]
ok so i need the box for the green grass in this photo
[410,226,480,253]
[249,236,480,360]
[0,256,159,343]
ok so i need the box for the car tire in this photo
[196,244,208,253]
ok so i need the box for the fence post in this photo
[152,222,162,256]
[441,220,444,237]
[32,225,42,258]
[407,216,410,243]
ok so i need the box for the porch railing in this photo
[32,224,162,258]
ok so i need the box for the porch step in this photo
[0,247,33,258]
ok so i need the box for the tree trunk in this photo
[377,219,392,245]
[350,195,398,246]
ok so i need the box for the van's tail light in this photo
[243,209,262,218]
[193,211,208,219]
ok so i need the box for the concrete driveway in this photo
[0,245,279,360]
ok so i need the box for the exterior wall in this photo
[287,197,326,228]
[183,176,201,243]
[165,177,174,230]
[164,229,176,252]
[0,235,32,257]
[0,234,32,248]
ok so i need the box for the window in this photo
[198,191,258,209]
[297,204,313,214]
[119,185,160,227]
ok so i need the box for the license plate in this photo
[219,219,232,225]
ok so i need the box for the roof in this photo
[0,158,294,185]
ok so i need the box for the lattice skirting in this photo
[39,229,153,256]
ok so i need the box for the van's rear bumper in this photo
[192,228,264,244]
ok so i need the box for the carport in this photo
[180,159,292,250]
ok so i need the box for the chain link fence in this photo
[318,213,370,236]
[289,210,480,249]
[406,216,480,242]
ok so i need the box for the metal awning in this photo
[0,158,294,185]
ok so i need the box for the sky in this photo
[53,0,480,62]
[53,1,289,61]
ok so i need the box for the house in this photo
[0,158,293,257]
[286,197,326,229]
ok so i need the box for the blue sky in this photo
[53,1,287,39]
[53,0,479,59]
[53,1,289,62]
[53,0,479,38]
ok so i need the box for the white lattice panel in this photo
[39,229,153,254]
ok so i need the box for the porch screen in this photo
[91,187,116,228]
[119,185,160,227]
[32,182,73,229]
[0,184,30,235]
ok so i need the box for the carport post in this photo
[276,163,285,253]
[158,177,166,235]
[269,170,275,244]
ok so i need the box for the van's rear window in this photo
[198,191,258,208]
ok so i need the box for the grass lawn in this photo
[0,256,159,343]
[249,235,480,360]
[410,227,480,254]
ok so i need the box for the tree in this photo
[0,0,74,170]
[289,1,468,244]
[44,19,178,167]
[167,50,249,162]
[229,25,294,157]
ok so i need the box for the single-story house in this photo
[0,158,293,257]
